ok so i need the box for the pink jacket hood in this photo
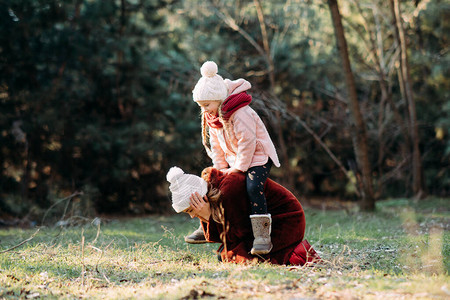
[224,78,252,97]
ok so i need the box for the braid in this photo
[217,103,233,144]
[201,112,211,153]
[217,102,224,120]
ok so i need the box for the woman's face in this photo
[197,100,221,116]
[183,192,211,223]
[184,206,209,223]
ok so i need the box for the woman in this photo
[167,166,321,265]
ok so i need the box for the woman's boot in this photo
[184,224,207,244]
[250,214,273,255]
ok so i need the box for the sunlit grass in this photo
[0,197,448,299]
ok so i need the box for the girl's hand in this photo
[223,168,241,175]
[189,192,211,222]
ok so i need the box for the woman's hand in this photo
[189,192,211,222]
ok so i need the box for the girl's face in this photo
[197,100,221,116]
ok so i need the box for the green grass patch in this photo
[0,197,449,299]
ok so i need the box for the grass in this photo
[0,197,449,299]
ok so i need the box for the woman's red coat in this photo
[200,168,306,264]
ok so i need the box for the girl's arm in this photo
[223,168,241,175]
[231,108,257,172]
[209,128,229,170]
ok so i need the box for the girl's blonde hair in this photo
[201,110,212,152]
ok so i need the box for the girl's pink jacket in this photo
[207,79,280,172]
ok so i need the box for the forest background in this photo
[0,0,448,222]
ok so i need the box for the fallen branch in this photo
[41,191,83,226]
[0,228,40,253]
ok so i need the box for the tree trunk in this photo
[327,0,375,210]
[253,0,275,91]
[389,0,426,198]
[352,2,412,197]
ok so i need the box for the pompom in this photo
[166,166,184,183]
[200,61,218,78]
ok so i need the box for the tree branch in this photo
[253,0,275,89]
[211,3,266,59]
[0,228,40,253]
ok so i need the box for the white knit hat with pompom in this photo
[166,166,208,213]
[192,61,228,102]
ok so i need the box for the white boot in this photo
[250,214,273,255]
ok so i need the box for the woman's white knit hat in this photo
[192,61,228,102]
[166,166,208,213]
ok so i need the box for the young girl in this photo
[190,61,280,255]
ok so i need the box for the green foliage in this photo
[0,0,202,216]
